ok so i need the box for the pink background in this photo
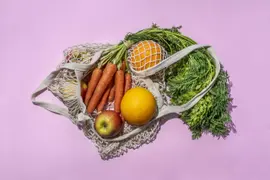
[1,0,270,180]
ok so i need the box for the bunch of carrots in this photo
[84,61,132,114]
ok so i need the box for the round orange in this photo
[120,87,157,126]
[128,40,166,71]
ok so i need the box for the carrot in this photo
[121,61,126,72]
[87,63,117,113]
[108,85,115,102]
[124,73,132,93]
[84,68,103,105]
[114,69,125,113]
[97,81,113,112]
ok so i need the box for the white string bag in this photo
[31,42,220,160]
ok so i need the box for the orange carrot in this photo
[121,61,126,72]
[87,63,117,113]
[97,81,113,112]
[124,73,132,93]
[84,68,103,105]
[108,85,115,102]
[114,69,124,113]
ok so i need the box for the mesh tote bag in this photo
[31,41,220,160]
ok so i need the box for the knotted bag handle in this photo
[31,50,103,119]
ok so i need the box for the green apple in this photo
[94,110,123,138]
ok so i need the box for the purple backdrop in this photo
[1,0,270,180]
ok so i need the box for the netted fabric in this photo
[32,40,222,160]
[46,43,168,159]
[48,69,82,119]
[127,40,168,71]
[81,70,169,160]
[48,43,112,121]
[32,41,221,160]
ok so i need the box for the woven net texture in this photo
[127,40,167,72]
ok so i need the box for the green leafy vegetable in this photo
[180,68,232,139]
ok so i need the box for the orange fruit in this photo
[128,40,166,71]
[120,87,157,126]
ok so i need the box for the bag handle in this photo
[97,46,221,142]
[31,69,71,118]
[130,44,211,77]
[160,47,220,114]
[31,50,103,119]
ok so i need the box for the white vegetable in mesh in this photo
[31,42,221,160]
